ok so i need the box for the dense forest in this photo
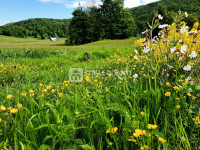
[0,0,200,41]
[0,18,70,39]
[131,0,200,33]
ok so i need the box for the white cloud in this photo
[38,0,159,8]
[0,21,10,26]
[65,1,102,8]
[38,0,66,3]
[124,0,159,8]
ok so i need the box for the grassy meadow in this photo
[0,30,200,150]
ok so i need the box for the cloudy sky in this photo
[0,0,159,26]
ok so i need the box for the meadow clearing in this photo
[0,21,200,150]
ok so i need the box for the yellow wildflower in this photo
[173,86,180,90]
[59,93,63,98]
[7,107,12,110]
[47,86,52,90]
[10,108,18,114]
[17,103,22,108]
[192,96,196,100]
[148,124,158,130]
[166,82,171,87]
[85,76,91,82]
[176,105,181,109]
[128,139,136,142]
[30,93,34,97]
[0,105,6,111]
[7,94,13,99]
[42,89,47,93]
[29,90,34,93]
[187,93,192,97]
[165,92,171,97]
[51,89,56,93]
[141,112,145,116]
[158,137,166,143]
[21,93,26,97]
[108,142,113,146]
[106,127,118,134]
[40,94,44,98]
[193,116,200,124]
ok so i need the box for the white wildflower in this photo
[158,24,168,29]
[180,26,188,34]
[179,57,184,60]
[170,47,176,53]
[185,12,188,17]
[185,77,192,82]
[134,56,138,60]
[133,74,138,79]
[180,45,187,54]
[158,14,163,20]
[143,46,150,53]
[188,51,197,59]
[183,65,191,71]
[188,31,197,34]
[141,29,148,34]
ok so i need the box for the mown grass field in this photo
[0,33,199,150]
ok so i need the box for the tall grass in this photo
[0,36,199,149]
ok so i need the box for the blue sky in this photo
[0,0,159,26]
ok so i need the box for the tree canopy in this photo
[66,0,136,45]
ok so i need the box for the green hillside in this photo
[0,18,70,39]
[130,0,200,33]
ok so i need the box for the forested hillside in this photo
[1,0,200,40]
[0,18,70,39]
[131,0,200,33]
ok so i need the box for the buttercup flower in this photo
[0,105,6,111]
[106,127,118,134]
[17,103,22,108]
[59,93,63,98]
[158,137,166,143]
[141,112,145,116]
[176,105,181,109]
[10,108,18,114]
[51,89,56,93]
[7,94,13,99]
[47,86,52,90]
[187,93,192,97]
[165,92,171,97]
[148,124,158,130]
[173,86,180,90]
